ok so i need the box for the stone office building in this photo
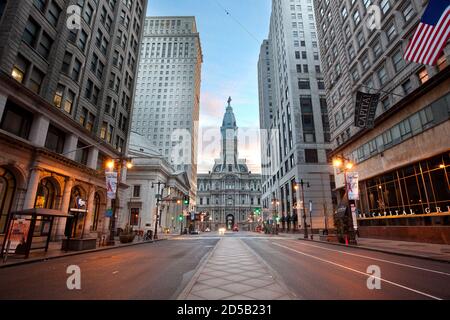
[314,0,450,243]
[196,99,262,231]
[0,0,147,243]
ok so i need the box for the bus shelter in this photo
[1,208,72,259]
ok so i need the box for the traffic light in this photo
[178,214,183,222]
[183,195,189,205]
[253,208,261,215]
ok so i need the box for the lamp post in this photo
[295,180,310,239]
[151,181,167,240]
[106,157,133,245]
[271,198,280,235]
[332,155,357,245]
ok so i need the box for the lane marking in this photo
[279,239,450,277]
[272,242,442,301]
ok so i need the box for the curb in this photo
[176,238,221,300]
[0,238,167,269]
[296,237,450,264]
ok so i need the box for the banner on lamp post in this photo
[105,171,118,199]
[346,172,359,201]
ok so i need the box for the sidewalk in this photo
[178,237,295,300]
[0,235,169,268]
[296,234,450,263]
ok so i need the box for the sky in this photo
[146,0,272,173]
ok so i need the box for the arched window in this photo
[34,178,56,209]
[92,192,101,231]
[0,167,16,233]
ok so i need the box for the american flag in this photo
[404,0,450,66]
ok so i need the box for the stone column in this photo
[63,134,78,161]
[23,168,41,209]
[86,147,99,170]
[29,114,50,147]
[0,93,7,121]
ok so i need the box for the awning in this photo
[10,208,73,218]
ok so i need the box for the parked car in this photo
[189,229,200,235]
[233,225,239,232]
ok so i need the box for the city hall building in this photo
[196,99,262,231]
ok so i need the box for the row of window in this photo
[348,93,450,164]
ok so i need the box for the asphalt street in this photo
[0,238,218,300]
[0,232,449,299]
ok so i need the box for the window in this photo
[341,7,348,19]
[381,0,390,14]
[437,55,448,71]
[373,38,382,58]
[362,55,370,71]
[386,22,397,41]
[75,141,88,165]
[0,101,32,139]
[37,32,53,59]
[133,185,141,198]
[392,50,405,72]
[418,68,429,84]
[402,3,414,22]
[23,18,40,48]
[402,79,413,95]
[62,51,72,74]
[298,79,310,89]
[77,29,87,51]
[53,84,64,108]
[357,31,365,48]
[353,10,361,25]
[64,90,75,114]
[45,124,65,154]
[46,1,61,27]
[377,65,388,85]
[72,58,81,82]
[28,67,44,94]
[83,3,93,24]
[305,149,318,163]
[0,0,6,19]
[11,55,28,83]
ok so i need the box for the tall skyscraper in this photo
[0,0,147,240]
[258,0,335,232]
[132,16,203,204]
[313,0,450,243]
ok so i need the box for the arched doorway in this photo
[34,178,56,209]
[67,186,87,238]
[226,214,234,230]
[0,167,16,233]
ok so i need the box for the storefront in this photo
[357,152,450,244]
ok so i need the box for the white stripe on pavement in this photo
[272,242,442,300]
[281,239,450,277]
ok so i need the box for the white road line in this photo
[272,242,442,300]
[281,239,450,276]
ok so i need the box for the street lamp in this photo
[106,157,133,246]
[295,180,310,239]
[151,181,167,240]
[271,198,280,235]
[332,155,357,245]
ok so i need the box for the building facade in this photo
[125,132,190,234]
[314,0,450,243]
[131,16,203,207]
[0,0,147,243]
[196,99,262,231]
[258,0,335,232]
